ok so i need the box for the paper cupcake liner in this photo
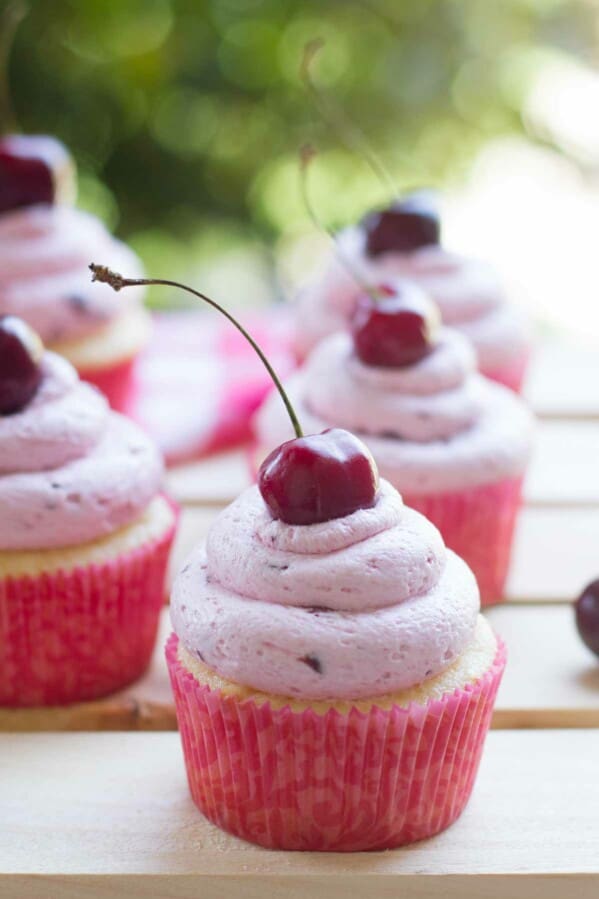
[166,633,506,851]
[0,515,175,708]
[479,350,530,394]
[403,477,523,607]
[79,356,137,413]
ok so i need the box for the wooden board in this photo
[2,730,598,897]
[4,602,599,733]
[526,340,599,419]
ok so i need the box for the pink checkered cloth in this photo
[127,308,296,465]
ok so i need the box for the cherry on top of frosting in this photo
[575,579,599,658]
[0,134,72,213]
[258,428,379,526]
[362,190,440,257]
[0,315,44,415]
[90,264,382,527]
[351,280,441,368]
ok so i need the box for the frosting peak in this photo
[303,330,485,443]
[171,480,480,700]
[0,205,145,345]
[0,351,163,550]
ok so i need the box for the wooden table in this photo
[2,340,599,897]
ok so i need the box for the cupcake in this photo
[84,265,504,850]
[0,316,176,707]
[256,282,534,606]
[292,191,531,392]
[167,428,506,851]
[0,134,150,411]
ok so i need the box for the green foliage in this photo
[5,0,595,292]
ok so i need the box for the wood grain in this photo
[1,730,598,897]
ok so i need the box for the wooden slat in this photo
[488,604,599,728]
[524,420,599,507]
[1,730,598,897]
[526,341,599,419]
[166,449,251,506]
[506,506,599,602]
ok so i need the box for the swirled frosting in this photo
[0,351,163,550]
[0,205,145,345]
[171,480,480,700]
[293,225,531,369]
[255,329,534,493]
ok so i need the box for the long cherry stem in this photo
[301,38,397,197]
[89,264,303,440]
[299,143,374,296]
[0,1,26,134]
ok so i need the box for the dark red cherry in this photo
[575,580,599,658]
[351,281,440,368]
[258,428,379,525]
[0,316,44,414]
[362,190,440,257]
[0,135,73,213]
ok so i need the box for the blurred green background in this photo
[5,0,599,310]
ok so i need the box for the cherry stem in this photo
[300,38,397,198]
[0,1,26,134]
[89,264,304,440]
[299,144,377,299]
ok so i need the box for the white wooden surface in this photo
[1,730,598,898]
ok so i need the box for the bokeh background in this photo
[6,0,599,340]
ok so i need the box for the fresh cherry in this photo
[0,316,44,414]
[362,190,440,257]
[575,580,599,658]
[0,134,74,213]
[258,428,379,526]
[351,281,440,368]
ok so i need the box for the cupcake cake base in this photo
[166,618,505,852]
[0,496,175,707]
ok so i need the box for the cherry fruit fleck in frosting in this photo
[171,479,479,700]
[0,320,163,550]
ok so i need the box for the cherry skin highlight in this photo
[0,316,44,414]
[362,190,440,257]
[575,580,599,658]
[258,428,379,525]
[0,134,72,213]
[351,282,440,368]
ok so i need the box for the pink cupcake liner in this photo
[480,350,531,394]
[166,633,506,851]
[80,356,138,414]
[403,477,523,608]
[0,515,176,708]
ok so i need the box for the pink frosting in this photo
[0,352,163,550]
[293,225,531,369]
[254,330,534,494]
[0,205,145,344]
[171,480,479,700]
